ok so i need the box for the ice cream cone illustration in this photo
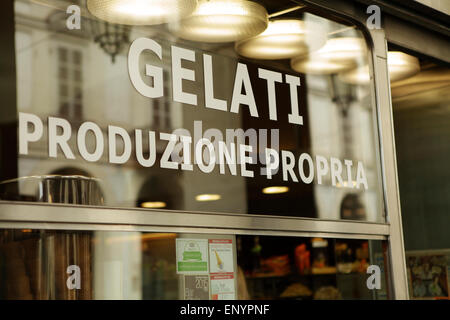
[214,250,224,270]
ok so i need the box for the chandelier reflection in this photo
[88,19,131,63]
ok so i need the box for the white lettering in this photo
[356,161,368,190]
[172,45,197,105]
[77,122,104,162]
[264,148,279,179]
[19,112,43,155]
[344,159,353,187]
[240,144,254,177]
[108,125,132,164]
[231,63,258,118]
[316,155,329,185]
[160,132,178,169]
[298,153,314,184]
[285,74,303,125]
[258,68,282,121]
[196,138,216,173]
[204,54,227,111]
[281,150,298,182]
[135,129,156,167]
[128,38,163,98]
[330,157,344,187]
[180,135,194,171]
[48,116,75,159]
[218,141,237,175]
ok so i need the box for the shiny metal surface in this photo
[0,201,389,239]
[369,29,409,299]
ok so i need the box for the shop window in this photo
[136,175,183,210]
[57,46,83,121]
[7,0,384,222]
[0,229,389,300]
[390,47,450,299]
[238,235,389,300]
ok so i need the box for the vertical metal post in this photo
[369,28,409,299]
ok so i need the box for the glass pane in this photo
[391,48,450,299]
[5,0,385,222]
[73,50,82,65]
[238,235,390,300]
[73,69,82,82]
[58,47,67,63]
[59,67,68,80]
[0,228,389,300]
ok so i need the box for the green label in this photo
[178,261,208,272]
[183,251,202,261]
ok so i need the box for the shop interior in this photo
[0,229,388,300]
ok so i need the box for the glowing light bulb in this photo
[339,65,371,85]
[387,51,420,82]
[195,194,221,201]
[141,201,167,208]
[87,0,198,25]
[291,37,366,74]
[262,186,289,194]
[235,19,326,60]
[339,52,421,85]
[170,0,268,43]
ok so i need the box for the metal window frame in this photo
[0,201,389,240]
[0,0,410,300]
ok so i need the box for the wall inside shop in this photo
[393,85,450,251]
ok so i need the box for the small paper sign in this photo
[176,239,209,274]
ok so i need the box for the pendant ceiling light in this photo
[87,0,198,25]
[291,37,367,75]
[339,51,420,85]
[338,65,370,85]
[235,19,326,60]
[169,0,268,43]
[387,51,420,82]
[32,0,81,11]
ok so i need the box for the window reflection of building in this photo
[15,0,161,207]
[14,0,382,222]
[340,194,366,220]
[137,175,183,210]
[57,46,83,120]
[307,71,379,221]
